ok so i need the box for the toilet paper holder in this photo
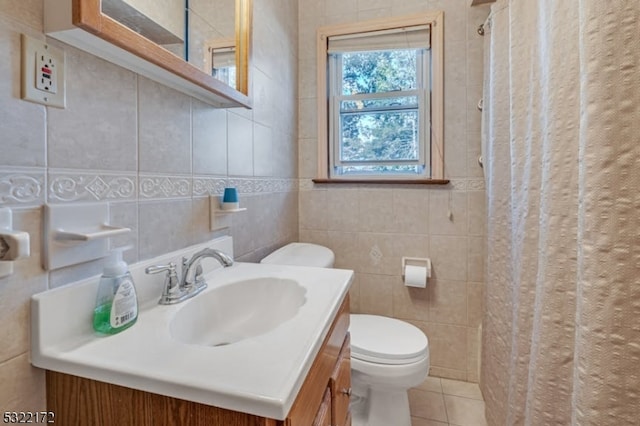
[401,257,432,280]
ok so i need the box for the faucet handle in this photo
[145,263,177,276]
[145,262,181,302]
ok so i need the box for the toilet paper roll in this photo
[403,264,427,288]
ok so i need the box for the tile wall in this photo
[0,0,298,410]
[297,0,490,382]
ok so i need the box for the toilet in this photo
[261,243,430,426]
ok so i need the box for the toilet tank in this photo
[260,243,335,268]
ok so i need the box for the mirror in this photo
[100,0,250,95]
[187,0,236,88]
[58,0,251,107]
[204,38,236,88]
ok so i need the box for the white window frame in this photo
[329,49,429,174]
[316,12,444,181]
[204,37,237,87]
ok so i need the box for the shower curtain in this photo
[480,1,640,425]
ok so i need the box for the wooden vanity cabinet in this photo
[313,389,332,426]
[46,296,351,426]
[279,294,351,426]
[290,334,351,426]
[330,335,351,426]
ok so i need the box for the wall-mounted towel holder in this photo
[44,203,130,270]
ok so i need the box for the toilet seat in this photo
[350,314,428,365]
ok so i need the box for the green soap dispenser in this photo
[93,249,138,335]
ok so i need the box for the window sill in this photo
[312,178,450,185]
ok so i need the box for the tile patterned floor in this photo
[409,377,487,426]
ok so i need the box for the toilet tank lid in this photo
[260,243,335,268]
[350,314,429,365]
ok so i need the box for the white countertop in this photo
[31,237,353,420]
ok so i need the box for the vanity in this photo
[31,237,353,425]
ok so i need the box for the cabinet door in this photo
[330,334,351,426]
[313,388,332,426]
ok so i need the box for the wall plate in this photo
[21,34,66,108]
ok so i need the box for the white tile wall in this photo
[0,0,299,410]
[138,77,192,174]
[192,103,228,175]
[297,0,490,382]
[47,42,139,172]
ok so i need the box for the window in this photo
[205,38,237,88]
[316,13,444,181]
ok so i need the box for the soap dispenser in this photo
[93,249,138,335]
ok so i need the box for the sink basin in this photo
[31,246,354,420]
[170,277,307,347]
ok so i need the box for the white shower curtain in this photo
[481,1,640,425]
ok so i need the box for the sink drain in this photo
[212,342,231,347]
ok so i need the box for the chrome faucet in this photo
[145,248,233,305]
[181,247,233,291]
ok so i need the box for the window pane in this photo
[339,165,422,175]
[340,110,419,162]
[341,96,418,112]
[212,66,236,88]
[341,50,418,95]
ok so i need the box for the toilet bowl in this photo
[261,243,430,426]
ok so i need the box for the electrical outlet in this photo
[35,50,58,93]
[21,34,66,108]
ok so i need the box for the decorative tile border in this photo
[253,178,298,193]
[193,177,227,197]
[467,178,486,191]
[299,179,315,191]
[253,178,274,194]
[448,179,468,190]
[281,178,299,193]
[0,168,45,205]
[449,178,487,191]
[3,169,481,204]
[139,175,191,199]
[3,170,300,204]
[194,177,298,197]
[227,178,255,194]
[49,171,136,202]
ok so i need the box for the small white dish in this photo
[221,201,240,210]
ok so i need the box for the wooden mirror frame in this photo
[69,0,252,108]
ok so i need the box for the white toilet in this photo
[261,243,430,426]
